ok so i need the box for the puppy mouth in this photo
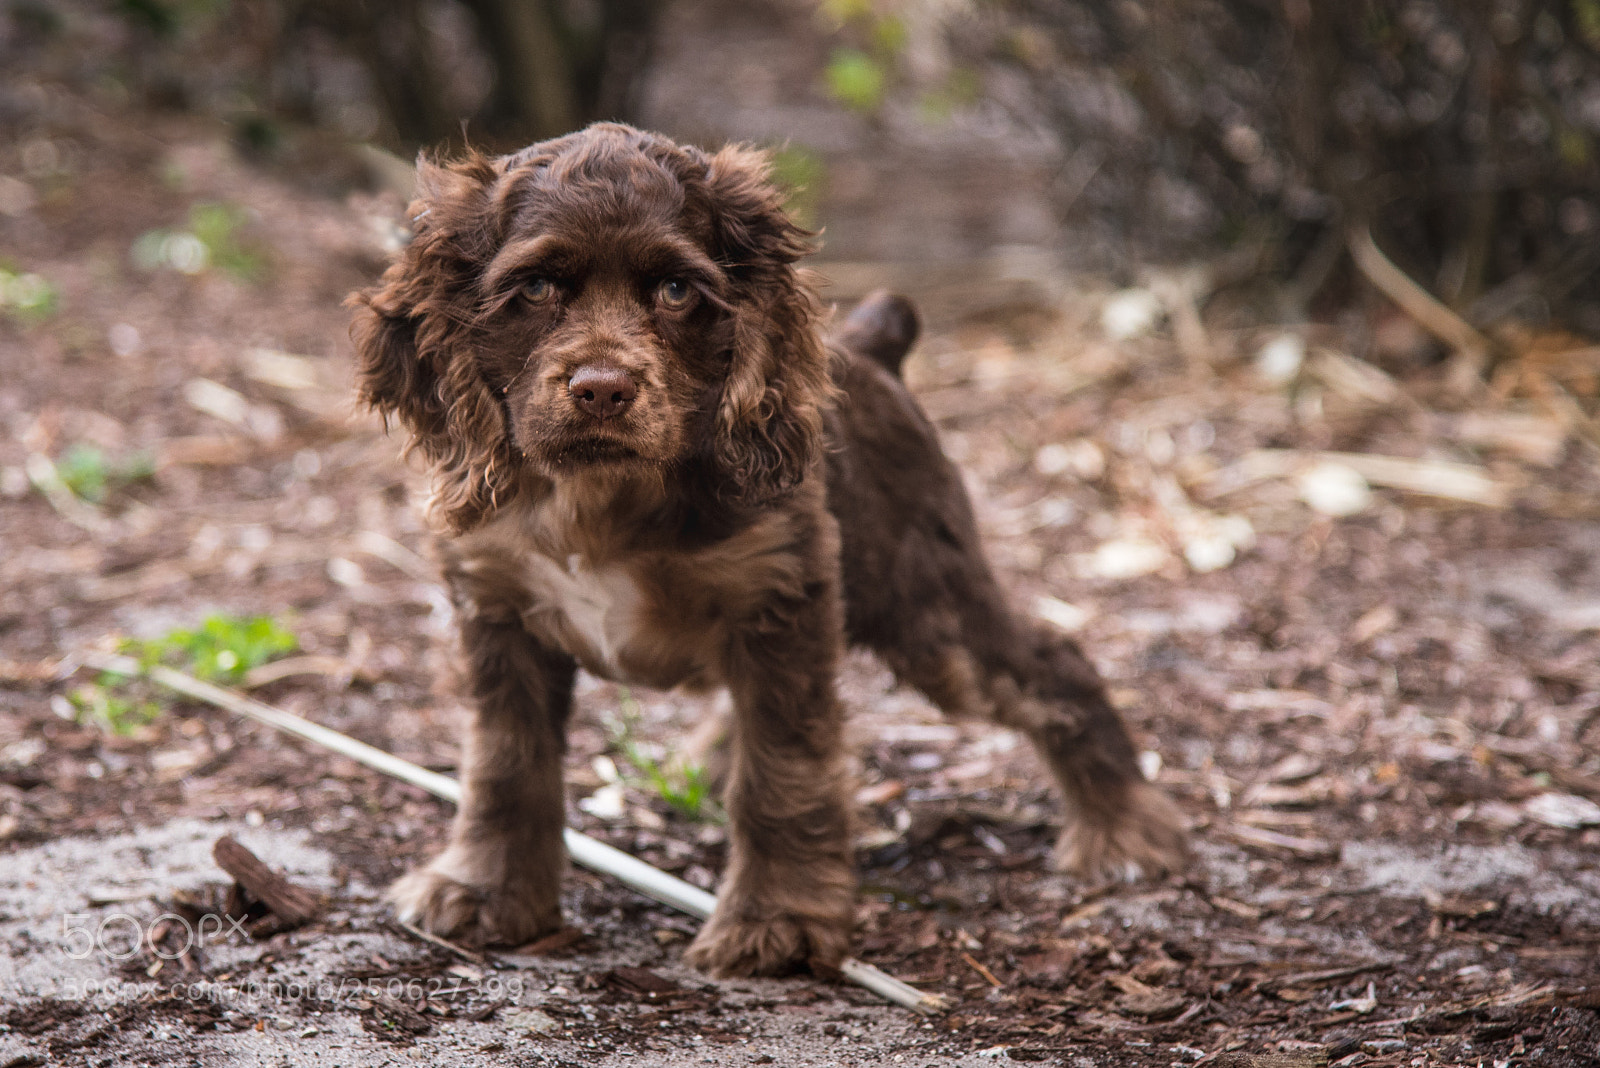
[539,437,644,469]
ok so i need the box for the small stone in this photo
[1297,462,1371,516]
[1075,537,1170,580]
[578,783,626,821]
[1524,792,1600,829]
[502,1007,560,1035]
[1101,289,1163,340]
[1361,1038,1407,1054]
[1034,594,1090,633]
[1256,333,1305,383]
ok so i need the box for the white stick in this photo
[79,651,947,1015]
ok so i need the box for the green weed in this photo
[189,202,264,280]
[818,0,908,114]
[125,613,298,682]
[0,266,57,323]
[69,673,161,736]
[606,690,722,824]
[69,614,297,736]
[825,48,886,112]
[131,201,264,281]
[52,444,154,503]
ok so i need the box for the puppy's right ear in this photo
[347,153,517,533]
[349,270,443,441]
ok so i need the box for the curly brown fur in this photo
[349,123,1186,977]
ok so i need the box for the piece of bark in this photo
[211,836,320,927]
[600,966,680,998]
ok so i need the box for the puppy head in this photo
[349,123,827,533]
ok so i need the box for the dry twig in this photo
[1348,225,1494,393]
[389,918,489,965]
[76,650,949,1016]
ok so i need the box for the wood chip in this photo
[1309,349,1405,407]
[855,779,906,806]
[1208,449,1515,508]
[961,951,1003,988]
[211,835,321,927]
[0,658,57,684]
[1258,959,1397,993]
[510,927,587,956]
[601,966,681,998]
[1219,823,1339,861]
[1108,973,1187,1019]
[1209,895,1265,920]
[1349,604,1399,644]
[1423,890,1498,919]
[1212,1050,1330,1068]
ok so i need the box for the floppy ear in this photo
[701,145,832,503]
[348,152,518,533]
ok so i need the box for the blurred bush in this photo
[975,0,1600,329]
[4,0,661,153]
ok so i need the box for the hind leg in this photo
[870,605,1187,882]
[827,340,1185,880]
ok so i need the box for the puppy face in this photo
[472,154,732,479]
[350,124,832,532]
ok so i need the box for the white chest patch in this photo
[519,551,644,678]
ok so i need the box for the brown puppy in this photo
[349,123,1185,977]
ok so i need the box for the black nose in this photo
[568,364,637,421]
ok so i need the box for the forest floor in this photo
[3,71,1600,1068]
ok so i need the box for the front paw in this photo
[684,906,852,978]
[388,855,562,947]
[1055,781,1189,884]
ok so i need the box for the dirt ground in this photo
[4,55,1600,1068]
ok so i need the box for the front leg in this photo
[389,614,576,946]
[684,579,855,977]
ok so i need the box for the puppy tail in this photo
[834,289,920,377]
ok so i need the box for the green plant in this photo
[130,201,264,280]
[51,444,154,504]
[189,202,263,280]
[55,445,107,503]
[825,47,887,112]
[69,675,162,736]
[0,266,57,323]
[125,613,298,682]
[818,0,908,114]
[643,756,717,823]
[605,690,722,823]
[69,614,297,735]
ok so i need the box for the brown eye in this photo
[521,277,556,304]
[655,278,694,310]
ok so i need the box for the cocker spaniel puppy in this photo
[350,123,1186,977]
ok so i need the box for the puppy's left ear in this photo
[702,145,831,502]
